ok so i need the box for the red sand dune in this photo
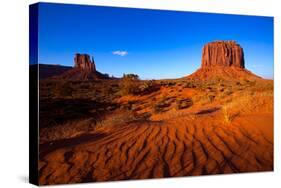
[39,110,273,184]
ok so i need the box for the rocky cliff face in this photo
[74,53,96,72]
[201,41,245,69]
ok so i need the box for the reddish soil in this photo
[38,78,273,185]
[187,67,260,80]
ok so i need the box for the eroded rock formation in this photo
[201,41,245,69]
[50,53,110,80]
[74,53,96,72]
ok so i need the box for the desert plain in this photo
[35,41,273,185]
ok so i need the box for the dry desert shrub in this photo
[40,118,96,143]
[138,80,160,95]
[119,76,159,96]
[119,77,140,96]
[220,89,233,98]
[248,80,273,93]
[95,111,138,129]
[193,93,215,105]
[156,110,196,121]
[40,110,141,143]
[222,90,273,123]
[182,81,196,88]
[222,104,240,124]
[176,98,193,110]
[153,96,175,113]
[55,81,74,98]
[241,91,272,112]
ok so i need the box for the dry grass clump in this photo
[156,110,196,121]
[248,80,273,93]
[222,89,273,124]
[153,96,175,113]
[222,89,233,96]
[119,76,160,96]
[40,80,122,101]
[159,80,176,87]
[182,81,196,88]
[193,94,215,105]
[40,118,96,143]
[138,80,160,95]
[40,110,142,143]
[119,77,141,96]
[55,81,74,98]
[176,98,193,110]
[95,111,138,129]
[222,104,240,124]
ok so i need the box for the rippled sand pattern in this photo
[39,114,273,185]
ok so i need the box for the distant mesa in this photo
[188,40,260,80]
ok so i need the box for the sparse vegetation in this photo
[39,77,273,175]
[222,104,240,124]
[119,77,140,95]
[38,39,274,184]
[122,73,139,80]
[176,98,193,110]
[138,80,160,95]
[57,82,74,98]
[153,96,174,113]
[118,75,160,96]
[182,81,196,88]
[95,110,138,129]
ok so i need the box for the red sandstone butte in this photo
[188,40,260,80]
[52,53,109,80]
[74,53,96,72]
[201,40,245,68]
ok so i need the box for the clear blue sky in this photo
[37,3,274,79]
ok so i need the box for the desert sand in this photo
[37,41,273,185]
